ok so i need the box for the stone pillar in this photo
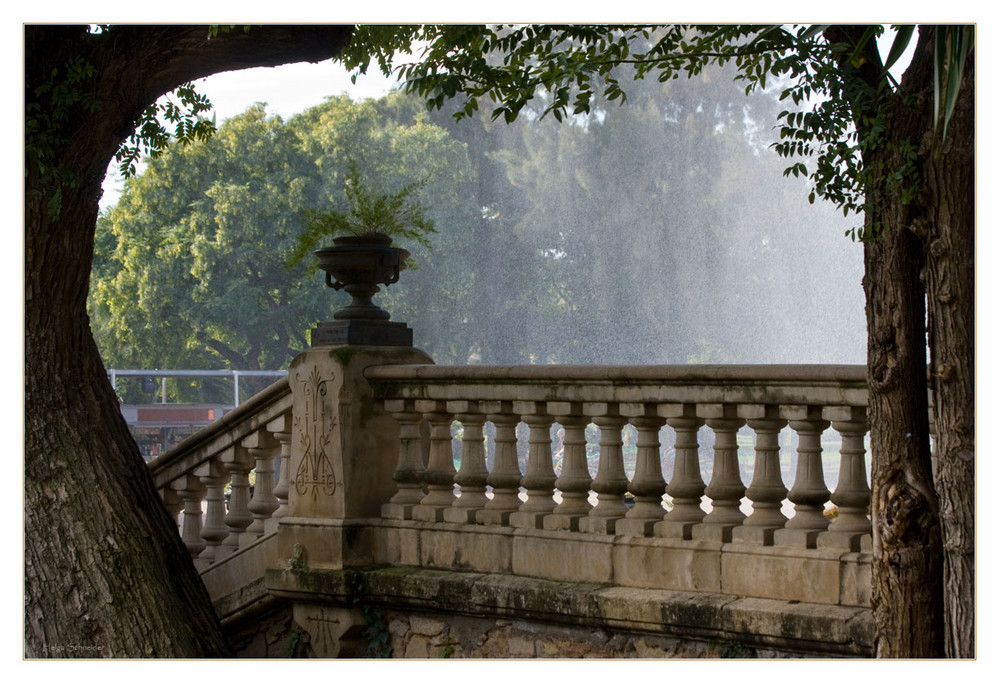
[196,457,230,566]
[268,413,293,527]
[732,407,788,546]
[478,404,523,525]
[694,406,747,543]
[510,403,557,530]
[412,403,458,522]
[656,405,706,540]
[819,406,872,551]
[174,473,206,558]
[381,400,426,520]
[617,412,667,537]
[774,406,831,549]
[245,429,280,538]
[545,411,592,531]
[219,445,255,558]
[580,409,629,534]
[444,405,490,524]
[278,345,432,569]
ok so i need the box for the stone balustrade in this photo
[148,375,292,598]
[365,363,873,609]
[150,351,875,657]
[369,364,870,549]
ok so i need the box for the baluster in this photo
[694,406,747,542]
[656,405,705,540]
[219,445,255,557]
[580,408,629,534]
[478,404,523,525]
[244,429,279,538]
[174,474,206,557]
[268,413,293,525]
[196,457,229,567]
[413,403,457,522]
[382,400,425,520]
[617,410,667,537]
[819,406,872,551]
[774,406,831,548]
[545,408,592,531]
[444,404,489,524]
[732,407,788,545]
[160,486,183,529]
[510,403,556,529]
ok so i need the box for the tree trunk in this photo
[24,24,352,657]
[861,26,975,658]
[921,40,976,660]
[865,220,944,657]
[24,162,233,657]
[855,27,946,657]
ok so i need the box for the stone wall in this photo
[384,612,793,659]
[225,604,799,659]
[226,604,313,658]
[257,565,872,659]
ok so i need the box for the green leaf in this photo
[882,25,915,74]
[799,25,830,41]
[935,25,974,142]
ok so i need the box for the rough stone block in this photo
[720,545,844,605]
[611,538,722,593]
[542,512,585,532]
[476,508,514,526]
[443,506,480,524]
[512,531,613,583]
[578,515,620,534]
[509,510,548,530]
[692,522,737,543]
[730,525,777,546]
[773,527,821,549]
[614,517,658,538]
[653,519,697,540]
[412,504,448,522]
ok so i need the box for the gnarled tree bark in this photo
[921,39,975,660]
[839,25,974,657]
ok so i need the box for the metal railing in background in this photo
[106,369,288,408]
[107,369,288,460]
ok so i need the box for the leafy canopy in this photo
[90,23,970,239]
[341,24,972,239]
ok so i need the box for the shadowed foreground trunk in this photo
[921,44,975,659]
[858,26,974,658]
[24,24,352,657]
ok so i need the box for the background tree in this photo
[94,74,864,374]
[344,23,974,658]
[91,92,536,376]
[469,64,863,364]
[92,105,325,376]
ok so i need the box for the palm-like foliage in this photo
[289,161,435,267]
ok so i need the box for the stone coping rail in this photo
[365,363,868,406]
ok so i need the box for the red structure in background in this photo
[120,404,232,460]
[107,369,288,460]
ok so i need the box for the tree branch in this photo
[27,24,355,184]
[195,331,249,369]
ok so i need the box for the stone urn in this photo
[315,233,410,321]
[311,234,413,346]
